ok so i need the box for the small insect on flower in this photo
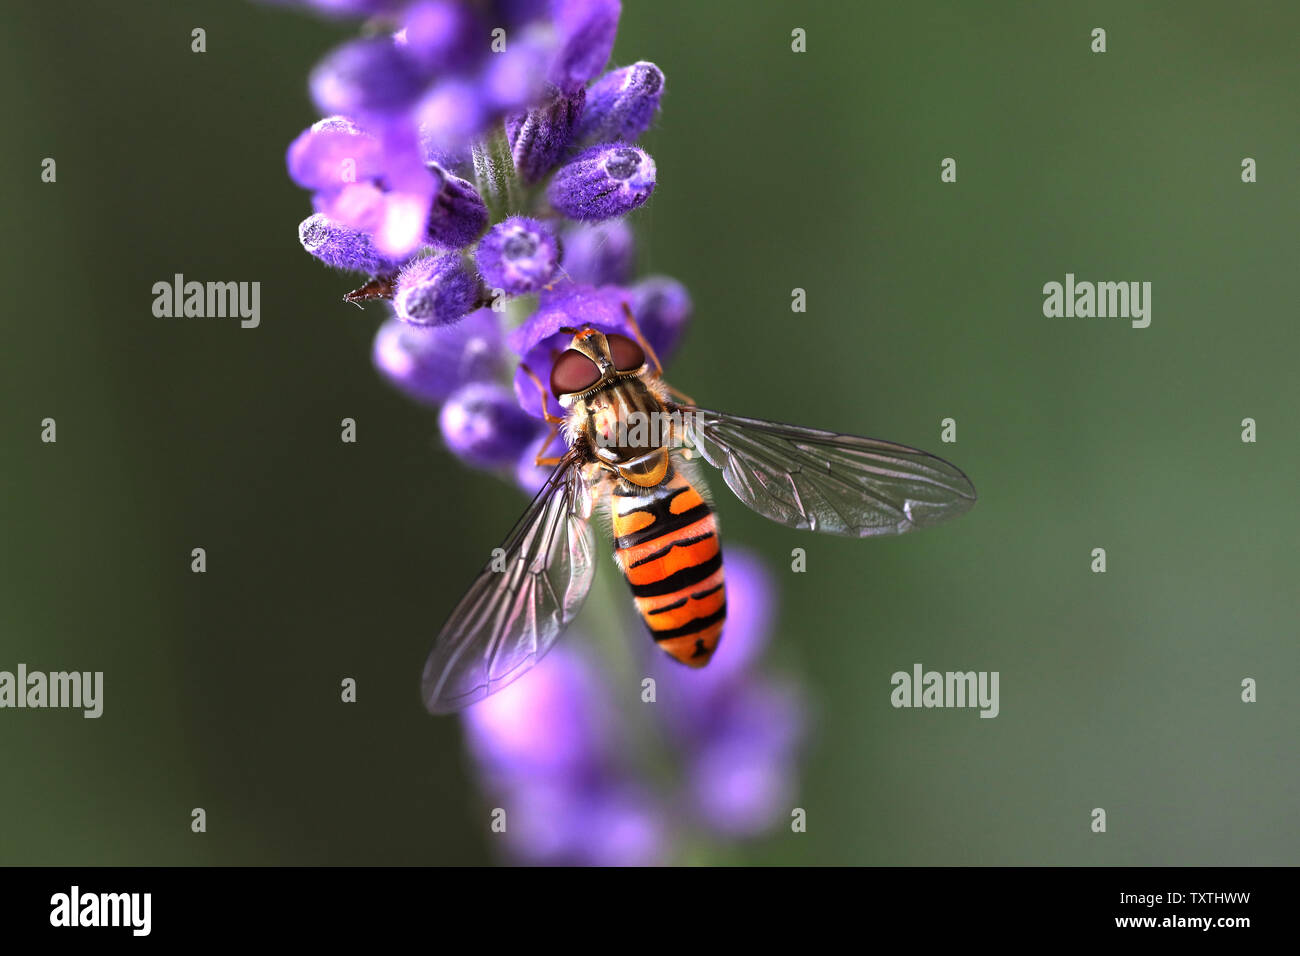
[422,308,978,712]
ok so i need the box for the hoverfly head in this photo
[549,327,647,405]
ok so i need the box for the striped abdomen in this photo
[611,469,725,667]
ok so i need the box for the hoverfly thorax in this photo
[549,329,669,488]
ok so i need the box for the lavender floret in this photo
[298,213,403,274]
[475,217,561,294]
[398,1,483,73]
[628,275,691,363]
[561,220,635,285]
[548,144,655,221]
[372,309,504,406]
[393,253,480,326]
[577,61,663,145]
[310,36,426,118]
[507,86,586,184]
[425,165,489,250]
[439,381,537,467]
[548,0,622,92]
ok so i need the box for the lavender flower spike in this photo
[439,382,538,468]
[298,214,403,274]
[476,217,561,295]
[577,61,664,145]
[548,145,656,222]
[393,253,480,327]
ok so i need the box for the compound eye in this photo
[606,333,646,372]
[550,350,601,397]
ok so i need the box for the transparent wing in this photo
[422,452,597,713]
[679,406,976,537]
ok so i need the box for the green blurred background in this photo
[2,0,1297,865]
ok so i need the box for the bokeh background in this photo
[2,0,1297,865]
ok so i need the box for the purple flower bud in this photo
[561,220,635,285]
[397,0,483,73]
[506,86,586,184]
[306,122,439,259]
[476,776,666,866]
[298,213,403,274]
[548,145,655,222]
[549,0,622,91]
[286,117,383,191]
[577,61,664,145]
[508,281,632,356]
[417,79,488,161]
[393,253,480,327]
[463,643,615,775]
[689,682,804,837]
[476,217,561,294]
[460,635,669,865]
[628,276,691,364]
[439,381,538,468]
[564,783,665,866]
[310,36,426,117]
[426,165,489,250]
[482,26,555,112]
[315,182,435,260]
[372,309,504,406]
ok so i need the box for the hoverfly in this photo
[422,309,976,712]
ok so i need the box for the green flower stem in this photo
[472,130,522,222]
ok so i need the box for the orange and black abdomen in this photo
[612,469,725,667]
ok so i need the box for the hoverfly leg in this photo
[665,383,697,406]
[533,420,565,467]
[619,303,664,378]
[519,361,565,425]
